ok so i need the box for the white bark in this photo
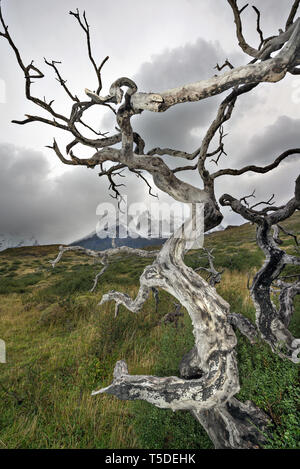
[84,20,300,114]
[93,214,270,447]
[94,216,240,411]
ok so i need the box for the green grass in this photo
[0,212,299,449]
[236,336,300,449]
[0,273,43,294]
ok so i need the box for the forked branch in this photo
[50,244,158,293]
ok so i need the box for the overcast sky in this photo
[0,0,299,244]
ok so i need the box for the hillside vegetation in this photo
[0,213,299,449]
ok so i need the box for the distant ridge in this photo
[70,222,168,251]
[69,230,167,251]
[70,216,228,251]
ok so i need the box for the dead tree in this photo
[195,248,224,286]
[50,245,158,294]
[220,182,300,362]
[159,302,184,328]
[1,0,300,449]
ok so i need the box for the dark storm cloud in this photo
[0,144,146,244]
[0,144,99,243]
[209,116,300,226]
[238,116,300,167]
[0,144,50,235]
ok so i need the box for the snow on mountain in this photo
[71,222,140,246]
[70,211,170,251]
[132,210,187,238]
[70,210,229,251]
[0,233,39,252]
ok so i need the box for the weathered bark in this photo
[86,20,300,113]
[251,221,300,362]
[220,176,300,363]
[93,215,270,448]
[228,313,258,345]
[277,280,300,328]
[192,398,270,449]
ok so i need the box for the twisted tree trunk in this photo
[220,176,300,363]
[251,221,300,361]
[93,216,270,448]
[192,398,269,449]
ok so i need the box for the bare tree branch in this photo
[227,0,260,58]
[44,58,79,102]
[212,148,300,179]
[250,193,275,210]
[215,58,234,71]
[147,147,200,160]
[159,302,183,328]
[252,6,264,49]
[277,223,300,251]
[50,244,158,269]
[276,279,300,328]
[69,9,109,94]
[240,189,256,207]
[228,313,258,344]
[195,248,224,286]
[50,244,158,293]
[286,0,300,30]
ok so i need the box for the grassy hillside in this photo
[0,212,299,449]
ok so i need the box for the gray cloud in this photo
[210,116,300,225]
[238,116,300,166]
[0,144,146,244]
[0,0,299,242]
